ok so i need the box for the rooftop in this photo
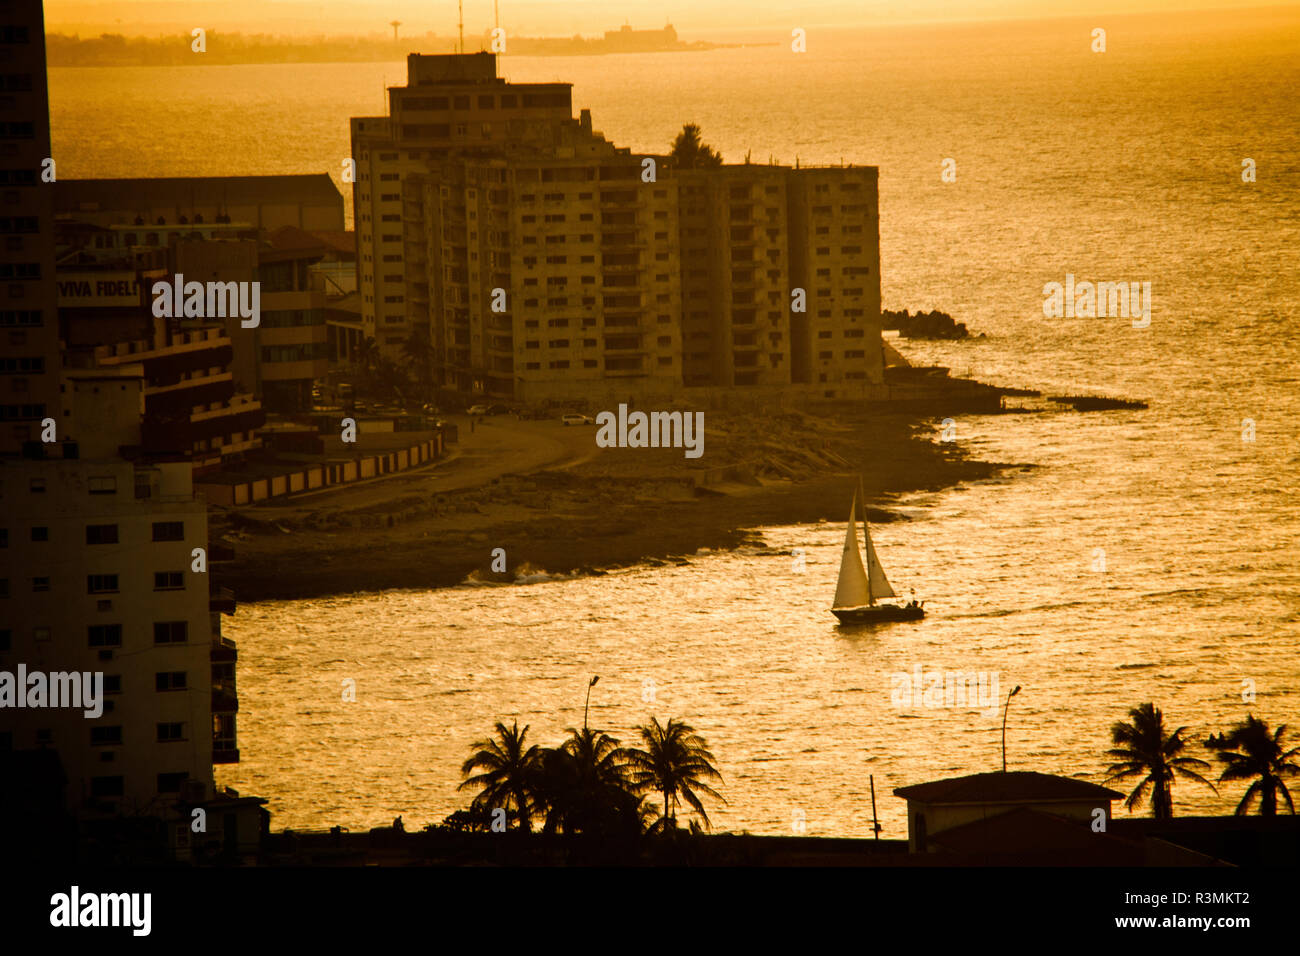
[56,174,343,212]
[894,771,1124,804]
[926,807,1145,865]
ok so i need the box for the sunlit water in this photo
[48,11,1300,834]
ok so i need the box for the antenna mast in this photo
[458,0,465,53]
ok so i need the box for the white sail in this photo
[833,490,871,609]
[863,522,896,600]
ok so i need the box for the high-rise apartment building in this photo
[1,2,258,858]
[352,51,579,351]
[352,51,884,403]
[0,1,60,453]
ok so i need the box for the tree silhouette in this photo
[625,716,725,831]
[1104,702,1215,819]
[457,720,541,831]
[1206,715,1299,815]
[670,123,722,169]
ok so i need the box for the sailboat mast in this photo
[858,476,874,606]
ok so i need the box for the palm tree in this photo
[1103,703,1215,819]
[533,727,643,837]
[355,336,380,376]
[1206,715,1299,816]
[457,720,540,831]
[401,326,435,401]
[670,123,723,169]
[625,716,725,831]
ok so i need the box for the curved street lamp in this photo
[1001,685,1021,772]
[583,675,600,730]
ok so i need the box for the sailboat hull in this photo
[832,604,925,624]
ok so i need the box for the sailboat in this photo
[831,479,924,624]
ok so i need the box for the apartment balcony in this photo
[95,327,229,367]
[600,235,644,250]
[145,376,236,420]
[213,712,239,764]
[603,337,644,353]
[212,688,239,715]
[601,263,641,274]
[210,586,236,616]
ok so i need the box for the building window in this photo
[90,776,124,798]
[155,671,188,691]
[87,476,116,495]
[87,574,119,594]
[90,726,122,746]
[88,624,122,647]
[157,772,189,794]
[153,621,188,644]
[29,525,47,541]
[31,576,49,592]
[157,723,186,742]
[86,524,118,545]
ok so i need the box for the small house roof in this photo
[894,771,1123,805]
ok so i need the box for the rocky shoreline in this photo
[214,408,1012,603]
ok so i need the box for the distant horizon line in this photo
[42,3,1300,43]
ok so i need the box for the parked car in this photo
[561,413,594,426]
[486,403,513,416]
[467,404,489,416]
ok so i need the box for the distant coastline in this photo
[46,25,770,68]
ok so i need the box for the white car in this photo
[467,404,489,416]
[561,413,594,426]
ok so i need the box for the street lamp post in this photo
[584,675,600,730]
[1001,685,1021,772]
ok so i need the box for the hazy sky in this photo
[44,1,1298,37]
